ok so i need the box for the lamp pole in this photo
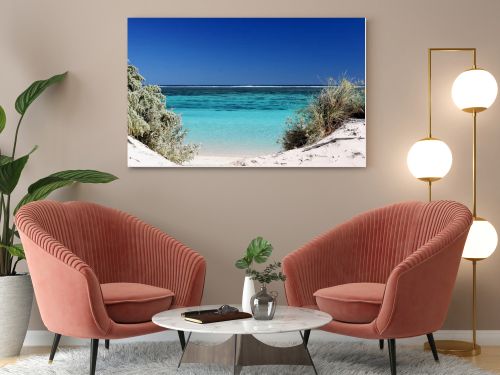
[472,111,477,218]
[463,108,483,354]
[469,107,479,352]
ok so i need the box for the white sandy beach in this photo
[127,136,177,167]
[127,136,241,167]
[233,119,365,167]
[183,155,242,167]
[128,119,365,168]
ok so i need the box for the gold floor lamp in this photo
[407,48,498,356]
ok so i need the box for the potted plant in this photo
[235,237,273,313]
[235,237,286,318]
[0,72,117,358]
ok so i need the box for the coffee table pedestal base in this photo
[178,332,317,374]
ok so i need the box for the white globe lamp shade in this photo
[462,218,498,259]
[452,69,498,112]
[407,138,453,181]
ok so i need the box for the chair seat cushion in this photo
[313,283,385,324]
[101,283,174,324]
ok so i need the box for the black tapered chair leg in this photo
[379,339,384,350]
[177,330,186,350]
[426,333,439,362]
[303,329,311,347]
[90,339,99,375]
[48,333,62,363]
[105,339,110,350]
[388,339,396,375]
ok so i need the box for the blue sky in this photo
[128,18,365,85]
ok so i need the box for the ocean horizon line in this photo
[157,84,365,88]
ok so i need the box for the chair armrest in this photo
[18,230,111,339]
[375,227,470,338]
[283,220,357,307]
[126,220,206,307]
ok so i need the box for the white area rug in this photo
[0,341,493,374]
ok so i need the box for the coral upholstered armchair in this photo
[15,201,206,375]
[283,200,472,375]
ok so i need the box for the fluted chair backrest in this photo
[17,201,139,283]
[339,200,467,284]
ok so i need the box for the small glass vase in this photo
[250,285,278,320]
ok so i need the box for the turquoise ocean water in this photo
[161,86,323,156]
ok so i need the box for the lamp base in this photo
[423,340,481,357]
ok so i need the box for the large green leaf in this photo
[16,180,73,212]
[245,237,273,264]
[0,155,13,166]
[0,244,24,260]
[14,169,117,213]
[15,72,67,115]
[0,148,37,194]
[28,169,117,193]
[235,258,250,269]
[50,169,117,183]
[0,105,5,134]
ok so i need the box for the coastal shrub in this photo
[280,78,365,151]
[127,64,199,163]
[350,92,365,119]
[128,103,150,137]
[281,115,322,151]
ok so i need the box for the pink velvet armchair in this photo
[283,200,472,375]
[16,200,206,375]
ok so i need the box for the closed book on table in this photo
[183,311,252,324]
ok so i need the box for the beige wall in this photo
[1,0,500,331]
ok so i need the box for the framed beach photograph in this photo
[127,18,366,167]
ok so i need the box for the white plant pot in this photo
[241,276,255,313]
[0,274,33,358]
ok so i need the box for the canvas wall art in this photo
[127,18,366,167]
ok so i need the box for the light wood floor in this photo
[2,345,500,372]
[466,346,500,373]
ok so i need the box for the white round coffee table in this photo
[153,305,332,374]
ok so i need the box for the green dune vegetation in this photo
[280,78,365,151]
[127,64,199,164]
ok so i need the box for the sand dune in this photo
[128,119,365,168]
[127,136,176,167]
[233,119,365,167]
